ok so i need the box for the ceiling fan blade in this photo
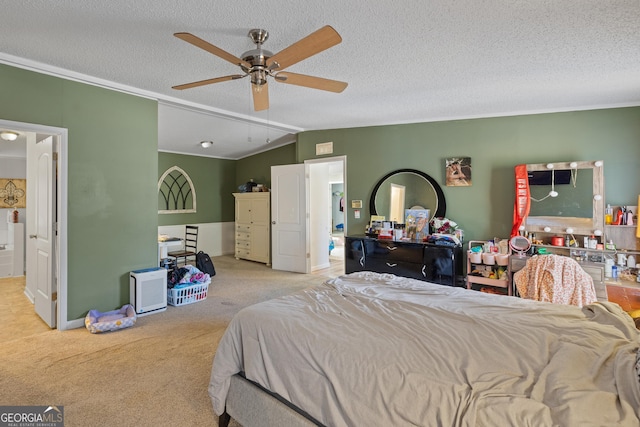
[172,74,246,90]
[275,72,348,93]
[174,32,251,69]
[267,25,342,71]
[252,83,269,111]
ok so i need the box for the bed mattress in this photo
[210,272,640,426]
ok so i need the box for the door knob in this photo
[29,234,37,239]
[271,221,276,225]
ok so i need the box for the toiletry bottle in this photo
[605,204,613,225]
[604,258,613,278]
[615,208,624,225]
[12,208,18,223]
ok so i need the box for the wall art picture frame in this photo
[0,178,27,208]
[445,157,472,187]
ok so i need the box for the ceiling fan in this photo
[172,25,348,111]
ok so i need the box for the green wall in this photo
[295,108,640,242]
[1,64,158,319]
[158,152,236,225]
[235,143,297,189]
[4,60,639,321]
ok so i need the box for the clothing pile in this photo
[168,265,210,289]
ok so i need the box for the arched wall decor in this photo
[158,166,197,214]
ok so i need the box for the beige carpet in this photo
[0,255,341,427]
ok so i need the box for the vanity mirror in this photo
[369,169,446,222]
[524,160,604,236]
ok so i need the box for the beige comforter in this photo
[209,272,640,426]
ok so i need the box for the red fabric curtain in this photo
[511,164,531,237]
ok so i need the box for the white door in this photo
[28,136,57,328]
[271,164,309,273]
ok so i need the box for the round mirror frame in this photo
[369,169,447,220]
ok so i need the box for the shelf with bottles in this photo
[466,240,511,293]
[526,243,614,263]
[605,204,636,227]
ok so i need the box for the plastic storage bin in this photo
[167,280,210,306]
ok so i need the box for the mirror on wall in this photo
[370,169,446,222]
[524,160,604,236]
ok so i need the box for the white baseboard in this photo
[65,317,86,330]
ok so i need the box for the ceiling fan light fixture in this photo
[251,69,268,87]
[0,131,19,141]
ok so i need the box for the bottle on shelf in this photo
[614,206,625,225]
[605,204,613,225]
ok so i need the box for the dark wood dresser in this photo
[345,236,463,287]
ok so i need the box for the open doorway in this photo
[330,182,345,262]
[307,156,345,276]
[0,118,68,330]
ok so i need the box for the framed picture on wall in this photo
[0,178,26,208]
[445,157,472,187]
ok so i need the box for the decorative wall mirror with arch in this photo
[369,169,446,222]
[524,160,604,236]
[158,166,197,214]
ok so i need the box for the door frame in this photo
[0,118,68,330]
[305,155,347,269]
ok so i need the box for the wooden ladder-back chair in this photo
[168,225,199,267]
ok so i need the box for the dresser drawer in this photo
[366,258,424,281]
[365,240,423,263]
[236,224,251,233]
[236,240,251,249]
[235,248,251,258]
[236,232,251,241]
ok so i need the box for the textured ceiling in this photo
[1,0,639,159]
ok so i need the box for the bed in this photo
[209,272,640,426]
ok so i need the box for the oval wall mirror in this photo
[369,169,446,222]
